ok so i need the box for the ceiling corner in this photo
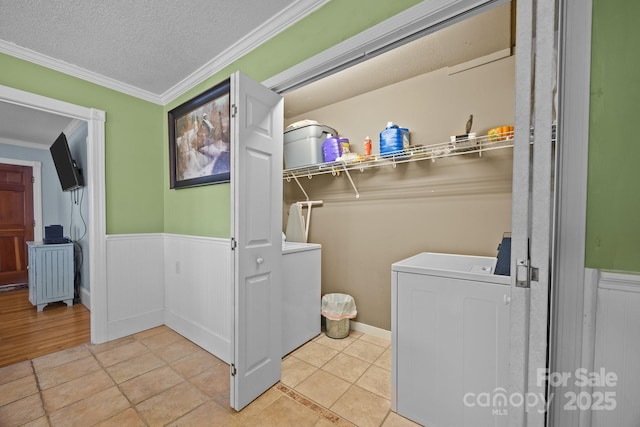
[160,0,331,105]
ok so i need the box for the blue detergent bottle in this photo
[379,122,409,155]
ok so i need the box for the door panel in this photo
[231,71,284,411]
[509,0,557,425]
[508,0,534,423]
[527,0,556,423]
[0,164,34,286]
[244,148,274,245]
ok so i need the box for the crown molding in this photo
[0,40,164,105]
[160,0,330,105]
[0,136,49,150]
[0,0,328,106]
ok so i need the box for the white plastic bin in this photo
[284,124,337,168]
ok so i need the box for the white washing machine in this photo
[391,252,511,427]
[282,241,321,356]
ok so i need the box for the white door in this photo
[509,0,557,425]
[230,71,284,411]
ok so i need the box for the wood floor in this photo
[0,288,90,368]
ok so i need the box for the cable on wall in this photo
[68,187,87,303]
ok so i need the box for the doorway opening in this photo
[0,162,35,287]
[0,84,107,350]
[269,0,561,424]
[280,1,516,332]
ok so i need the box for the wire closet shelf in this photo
[283,132,515,199]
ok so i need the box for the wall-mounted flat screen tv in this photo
[50,132,84,191]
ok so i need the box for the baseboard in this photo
[164,310,230,364]
[350,320,391,341]
[106,309,164,341]
[81,287,91,310]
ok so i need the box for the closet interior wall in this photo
[283,55,516,330]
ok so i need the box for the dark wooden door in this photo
[0,164,34,286]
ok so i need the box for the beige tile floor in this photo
[0,325,421,426]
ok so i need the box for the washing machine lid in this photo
[282,241,321,254]
[392,252,510,285]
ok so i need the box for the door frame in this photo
[548,0,594,425]
[265,1,592,425]
[0,158,42,242]
[0,84,108,344]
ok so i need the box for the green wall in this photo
[3,0,632,269]
[0,0,425,237]
[0,53,164,234]
[586,0,640,271]
[162,0,421,237]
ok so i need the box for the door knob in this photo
[256,257,264,265]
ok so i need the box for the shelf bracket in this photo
[289,172,310,201]
[341,165,360,199]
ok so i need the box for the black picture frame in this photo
[168,78,231,189]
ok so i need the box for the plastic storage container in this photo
[284,124,337,168]
[380,123,410,155]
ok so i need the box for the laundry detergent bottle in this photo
[322,134,341,162]
[379,122,409,155]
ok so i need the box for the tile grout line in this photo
[379,409,394,427]
[16,327,392,426]
[157,344,226,426]
[90,338,152,426]
[285,341,348,421]
[351,333,393,426]
[318,333,389,363]
[106,331,211,425]
[95,330,207,425]
[292,332,392,425]
[123,331,229,426]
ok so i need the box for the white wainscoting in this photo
[105,234,165,341]
[163,234,231,363]
[593,271,640,427]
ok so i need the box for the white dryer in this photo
[282,242,321,356]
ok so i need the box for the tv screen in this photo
[50,132,84,191]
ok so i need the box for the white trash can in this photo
[321,293,357,339]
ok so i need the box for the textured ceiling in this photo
[0,0,299,95]
[0,0,319,147]
[0,1,511,148]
